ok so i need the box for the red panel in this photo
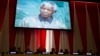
[37,30,41,48]
[9,0,17,48]
[75,2,87,51]
[67,1,74,54]
[86,3,100,52]
[53,30,60,52]
[98,3,100,13]
[0,0,7,31]
[40,30,46,51]
[34,29,46,51]
[24,29,31,50]
[67,31,74,54]
[98,3,100,45]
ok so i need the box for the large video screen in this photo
[14,0,72,30]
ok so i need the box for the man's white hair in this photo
[40,1,57,12]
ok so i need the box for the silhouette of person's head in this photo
[64,49,69,54]
[59,49,63,52]
[43,49,46,52]
[51,48,55,52]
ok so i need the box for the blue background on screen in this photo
[15,0,71,29]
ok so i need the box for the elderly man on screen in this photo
[21,1,67,29]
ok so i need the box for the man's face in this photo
[40,4,55,18]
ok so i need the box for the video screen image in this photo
[14,0,72,30]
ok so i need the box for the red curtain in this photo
[0,0,8,31]
[53,30,60,52]
[87,3,100,52]
[75,2,87,51]
[36,30,41,49]
[35,29,46,51]
[40,30,46,51]
[9,0,17,48]
[67,31,74,54]
[24,29,31,49]
[98,3,100,48]
[67,1,74,53]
